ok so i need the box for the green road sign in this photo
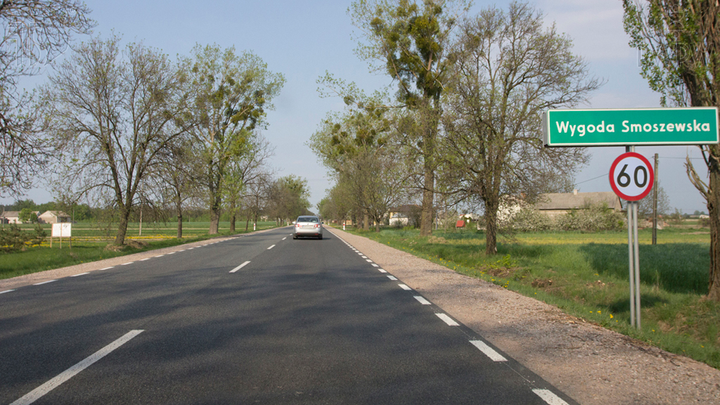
[543,107,719,147]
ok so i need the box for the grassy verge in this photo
[1,221,280,280]
[344,227,720,369]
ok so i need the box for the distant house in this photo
[38,211,71,224]
[536,190,623,219]
[0,211,21,224]
[387,204,421,227]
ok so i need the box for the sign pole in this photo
[633,201,642,328]
[626,147,636,328]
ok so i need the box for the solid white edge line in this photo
[532,389,569,405]
[435,313,459,326]
[70,272,90,277]
[387,275,398,281]
[413,296,431,305]
[267,244,275,250]
[470,340,507,362]
[230,261,251,273]
[0,289,15,294]
[10,330,144,405]
[398,284,411,291]
[33,280,56,286]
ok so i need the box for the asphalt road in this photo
[0,227,576,404]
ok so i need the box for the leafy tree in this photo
[180,44,284,234]
[637,185,671,219]
[18,207,36,223]
[350,0,471,236]
[442,2,597,254]
[43,36,194,246]
[266,175,311,223]
[624,0,720,300]
[0,0,94,197]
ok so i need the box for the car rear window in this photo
[297,217,318,223]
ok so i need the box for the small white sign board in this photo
[52,223,72,237]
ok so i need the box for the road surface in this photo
[0,227,576,404]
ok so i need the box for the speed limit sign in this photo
[609,152,654,201]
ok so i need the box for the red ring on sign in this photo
[609,152,654,201]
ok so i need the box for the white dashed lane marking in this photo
[33,280,57,286]
[413,296,431,305]
[139,258,150,262]
[267,245,275,250]
[121,262,134,266]
[378,268,387,273]
[398,284,411,290]
[10,330,144,405]
[436,313,459,326]
[532,389,570,405]
[70,272,90,278]
[387,275,398,281]
[470,340,507,362]
[99,267,113,271]
[0,289,15,295]
[230,261,251,273]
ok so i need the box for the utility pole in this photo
[652,153,658,245]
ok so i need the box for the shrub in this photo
[504,207,553,232]
[555,202,625,232]
[0,224,47,252]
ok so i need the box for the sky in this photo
[0,0,710,214]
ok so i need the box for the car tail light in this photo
[296,224,300,228]
[314,224,319,228]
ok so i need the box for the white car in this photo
[293,216,323,239]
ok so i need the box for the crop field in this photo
[0,221,280,280]
[347,226,720,369]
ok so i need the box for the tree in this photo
[150,136,203,238]
[624,0,720,300]
[442,2,598,255]
[18,207,36,223]
[222,133,274,232]
[180,44,284,235]
[310,94,408,231]
[638,185,671,219]
[0,0,94,197]
[44,36,194,246]
[350,0,471,236]
[266,175,311,223]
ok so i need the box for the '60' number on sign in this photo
[609,152,654,201]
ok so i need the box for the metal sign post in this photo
[610,149,653,328]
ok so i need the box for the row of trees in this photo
[311,0,598,254]
[313,0,720,301]
[0,2,311,245]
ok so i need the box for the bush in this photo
[0,224,47,252]
[555,203,625,232]
[504,207,553,232]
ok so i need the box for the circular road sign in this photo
[609,152,654,201]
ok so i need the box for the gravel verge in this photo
[328,227,720,405]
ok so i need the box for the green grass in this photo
[345,226,720,369]
[0,221,280,280]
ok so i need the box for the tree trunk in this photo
[420,168,434,236]
[114,207,131,246]
[209,207,220,234]
[363,213,369,231]
[176,195,183,239]
[230,212,236,232]
[708,163,720,300]
[484,199,499,255]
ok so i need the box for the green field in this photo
[344,226,720,369]
[0,221,280,280]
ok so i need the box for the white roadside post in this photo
[609,151,654,329]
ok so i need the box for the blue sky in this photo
[1,0,709,214]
